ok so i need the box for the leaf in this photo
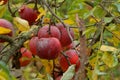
[47,74,53,80]
[64,19,74,25]
[61,65,75,80]
[40,59,53,74]
[100,45,117,52]
[114,3,120,12]
[102,52,118,68]
[0,5,6,18]
[36,8,46,21]
[93,6,106,19]
[0,27,11,35]
[13,17,30,31]
[104,17,113,24]
[0,61,15,80]
[83,27,97,36]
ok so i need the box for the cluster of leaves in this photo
[0,0,120,80]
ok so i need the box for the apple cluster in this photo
[29,23,81,73]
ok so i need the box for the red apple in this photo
[36,37,61,60]
[55,75,74,80]
[29,37,39,55]
[19,5,38,25]
[19,47,32,67]
[0,0,8,5]
[0,19,14,42]
[59,49,80,72]
[56,23,74,47]
[55,75,62,80]
[38,25,61,40]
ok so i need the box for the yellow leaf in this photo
[64,19,74,25]
[43,18,50,24]
[0,27,11,35]
[102,52,118,67]
[23,40,30,49]
[13,17,30,31]
[0,5,6,18]
[36,8,46,21]
[40,59,53,74]
[100,45,117,52]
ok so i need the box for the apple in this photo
[58,49,80,72]
[62,43,74,51]
[38,25,61,40]
[55,75,62,80]
[0,19,14,42]
[56,23,74,47]
[18,5,38,25]
[29,37,39,55]
[36,37,61,60]
[55,75,74,80]
[0,0,8,5]
[19,47,32,67]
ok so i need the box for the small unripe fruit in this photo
[59,49,80,72]
[19,5,38,25]
[36,37,61,60]
[29,37,39,55]
[38,25,61,40]
[19,48,32,67]
[0,19,14,42]
[56,23,74,47]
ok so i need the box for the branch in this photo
[0,26,39,64]
[75,14,88,80]
[0,35,14,43]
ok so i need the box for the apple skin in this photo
[55,75,74,80]
[56,23,74,47]
[36,37,61,60]
[0,0,8,5]
[55,75,62,80]
[0,19,14,42]
[19,5,38,25]
[19,48,32,67]
[29,37,39,55]
[59,49,80,72]
[38,25,61,40]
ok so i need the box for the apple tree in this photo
[0,0,120,80]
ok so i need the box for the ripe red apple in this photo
[55,75,74,80]
[0,19,14,42]
[0,0,8,5]
[55,75,62,80]
[38,25,61,40]
[58,49,80,72]
[36,37,61,60]
[18,5,38,25]
[29,37,39,55]
[19,47,32,67]
[56,23,74,47]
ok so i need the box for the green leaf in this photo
[104,17,113,24]
[102,52,118,68]
[93,6,106,19]
[114,3,120,12]
[61,65,75,80]
[0,61,15,80]
[47,74,53,80]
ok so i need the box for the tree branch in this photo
[0,25,39,64]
